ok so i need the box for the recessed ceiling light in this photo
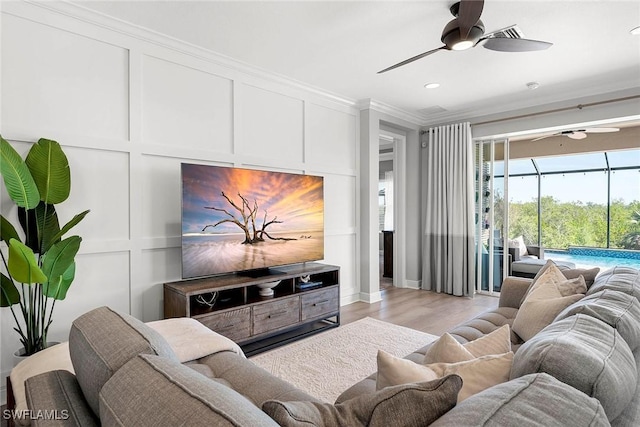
[424,83,440,89]
[526,81,540,90]
[631,26,640,36]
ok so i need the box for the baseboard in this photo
[340,293,361,306]
[404,279,421,290]
[359,291,382,304]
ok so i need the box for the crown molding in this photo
[357,99,427,126]
[12,0,358,110]
[420,78,640,128]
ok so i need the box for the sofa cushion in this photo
[69,306,178,415]
[262,375,462,427]
[424,325,511,364]
[430,373,610,427]
[512,267,586,341]
[556,289,640,351]
[198,350,319,406]
[445,307,522,349]
[588,267,640,302]
[511,314,636,421]
[99,354,278,426]
[377,350,513,402]
[25,370,98,427]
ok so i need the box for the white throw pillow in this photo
[377,350,514,402]
[512,263,587,341]
[423,324,511,364]
[508,235,528,258]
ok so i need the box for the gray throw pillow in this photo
[556,289,640,351]
[430,373,610,427]
[262,375,462,427]
[511,314,636,421]
[100,354,279,426]
[69,306,178,415]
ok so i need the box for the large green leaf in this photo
[1,215,21,245]
[41,236,81,284]
[0,136,40,209]
[47,210,89,248]
[0,273,20,307]
[25,138,70,205]
[18,207,39,252]
[8,239,47,284]
[43,262,75,300]
[35,203,60,254]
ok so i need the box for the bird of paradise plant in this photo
[1,136,89,356]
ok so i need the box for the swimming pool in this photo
[546,247,640,271]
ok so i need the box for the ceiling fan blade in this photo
[458,0,484,39]
[531,134,559,142]
[584,127,620,133]
[377,46,447,74]
[482,37,553,52]
[568,132,587,140]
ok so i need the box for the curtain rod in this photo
[473,94,640,127]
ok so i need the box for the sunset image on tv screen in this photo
[181,163,324,278]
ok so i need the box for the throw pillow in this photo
[263,375,462,427]
[508,235,528,258]
[512,265,587,341]
[423,324,511,364]
[377,350,514,402]
[519,260,600,306]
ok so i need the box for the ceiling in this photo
[72,0,640,125]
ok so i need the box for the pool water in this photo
[546,249,640,271]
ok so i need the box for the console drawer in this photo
[253,297,300,335]
[301,287,339,321]
[197,307,251,342]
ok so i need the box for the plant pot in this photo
[13,342,61,367]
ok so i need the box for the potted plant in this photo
[1,135,89,356]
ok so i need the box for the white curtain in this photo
[422,122,475,296]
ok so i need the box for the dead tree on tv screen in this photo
[202,191,296,244]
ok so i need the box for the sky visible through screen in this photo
[494,149,640,204]
[181,164,324,235]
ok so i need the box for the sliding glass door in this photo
[475,139,509,294]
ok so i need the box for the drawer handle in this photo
[268,311,287,318]
[313,299,329,306]
[218,323,238,330]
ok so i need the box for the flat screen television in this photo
[181,163,324,279]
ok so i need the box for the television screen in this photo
[181,163,324,279]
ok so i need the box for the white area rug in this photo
[249,317,438,403]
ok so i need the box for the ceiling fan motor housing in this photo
[441,18,485,49]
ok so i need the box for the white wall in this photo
[0,1,359,403]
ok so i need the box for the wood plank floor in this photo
[341,287,499,337]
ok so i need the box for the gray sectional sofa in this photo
[19,266,640,426]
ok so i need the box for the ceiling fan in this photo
[378,0,553,74]
[531,128,620,141]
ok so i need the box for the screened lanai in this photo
[476,143,640,294]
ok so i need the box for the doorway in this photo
[379,129,406,289]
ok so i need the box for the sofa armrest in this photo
[508,247,520,262]
[499,276,533,309]
[527,245,544,259]
[25,371,98,427]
